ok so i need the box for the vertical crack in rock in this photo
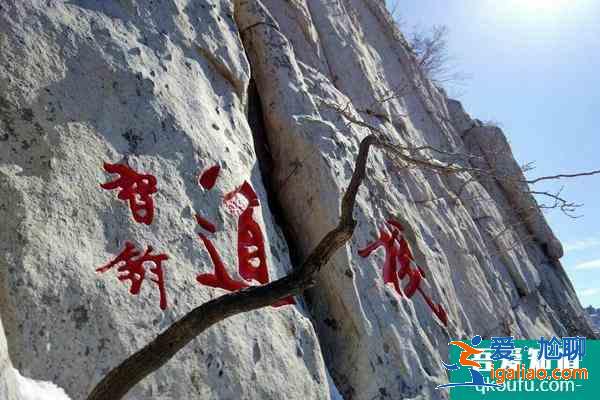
[244,74,346,398]
[245,79,303,267]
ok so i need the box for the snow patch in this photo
[13,368,71,400]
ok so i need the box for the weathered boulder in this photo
[0,1,594,400]
[0,1,329,399]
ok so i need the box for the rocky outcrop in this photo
[449,100,564,260]
[237,0,593,398]
[0,1,329,399]
[0,1,594,400]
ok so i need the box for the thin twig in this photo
[325,99,599,219]
[526,170,600,185]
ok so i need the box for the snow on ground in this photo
[13,368,71,400]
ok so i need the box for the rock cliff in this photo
[0,1,594,399]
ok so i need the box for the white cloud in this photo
[564,237,600,252]
[578,288,600,297]
[574,259,600,270]
[13,368,71,400]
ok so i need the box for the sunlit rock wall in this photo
[0,1,594,400]
[0,1,330,399]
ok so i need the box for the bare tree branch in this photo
[408,25,468,85]
[526,170,600,185]
[322,99,481,162]
[530,188,583,219]
[325,98,600,219]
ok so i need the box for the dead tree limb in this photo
[526,170,600,185]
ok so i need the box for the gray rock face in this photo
[0,1,329,399]
[237,0,594,399]
[0,1,594,400]
[585,306,600,335]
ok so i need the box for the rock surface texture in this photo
[585,306,600,335]
[0,1,594,400]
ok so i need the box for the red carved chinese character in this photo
[97,242,169,310]
[101,162,157,225]
[224,181,269,285]
[359,220,447,326]
[198,165,220,190]
[196,233,248,292]
[194,177,293,307]
[196,233,294,307]
[195,214,216,234]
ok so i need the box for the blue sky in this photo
[386,0,600,307]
